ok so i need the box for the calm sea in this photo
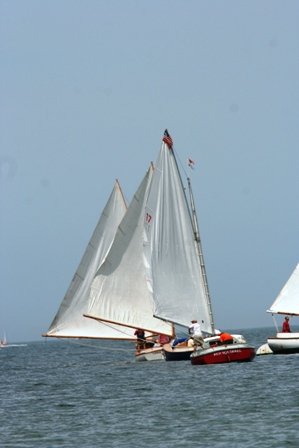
[1,327,298,448]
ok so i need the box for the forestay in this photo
[44,180,136,339]
[268,263,299,316]
[86,165,173,336]
[143,141,213,333]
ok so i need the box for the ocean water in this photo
[1,327,299,448]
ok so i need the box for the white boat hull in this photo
[267,332,299,354]
[135,346,165,361]
[256,343,273,355]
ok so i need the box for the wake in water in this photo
[0,344,27,348]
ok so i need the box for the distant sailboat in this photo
[0,332,7,348]
[43,180,140,341]
[257,263,299,355]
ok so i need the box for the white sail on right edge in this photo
[44,180,136,340]
[86,165,173,336]
[268,263,299,316]
[144,141,214,334]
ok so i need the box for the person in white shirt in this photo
[188,319,204,348]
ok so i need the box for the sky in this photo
[1,1,299,343]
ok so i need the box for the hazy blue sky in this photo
[1,1,298,342]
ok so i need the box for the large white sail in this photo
[44,180,136,340]
[143,138,214,333]
[86,166,173,336]
[268,263,299,316]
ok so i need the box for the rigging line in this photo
[71,340,135,352]
[52,338,136,352]
[173,147,192,182]
[187,177,215,333]
[171,141,215,333]
[99,320,137,339]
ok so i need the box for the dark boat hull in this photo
[163,343,194,361]
[190,344,256,365]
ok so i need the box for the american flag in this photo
[162,129,173,149]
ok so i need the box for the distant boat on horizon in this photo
[0,332,8,348]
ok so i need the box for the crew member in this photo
[282,316,291,333]
[189,319,204,348]
[134,328,145,351]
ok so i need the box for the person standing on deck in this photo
[282,316,291,333]
[188,319,204,347]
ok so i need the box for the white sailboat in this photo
[142,131,254,364]
[85,164,174,360]
[44,130,255,363]
[257,263,299,355]
[43,180,139,341]
[86,130,255,364]
[85,131,215,361]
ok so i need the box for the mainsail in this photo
[44,180,137,340]
[143,136,214,334]
[267,263,299,316]
[86,165,173,336]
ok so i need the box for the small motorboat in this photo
[190,335,256,365]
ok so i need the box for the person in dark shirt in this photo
[134,328,145,351]
[282,316,291,333]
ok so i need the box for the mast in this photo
[187,177,215,333]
